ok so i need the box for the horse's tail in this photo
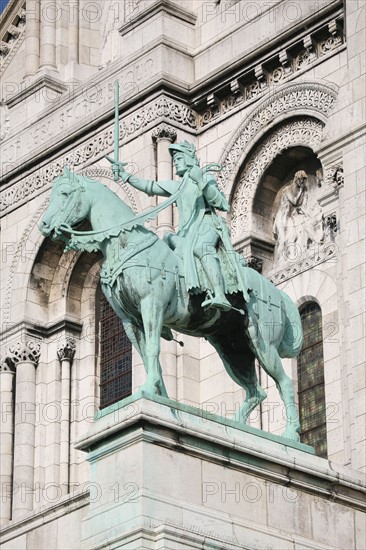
[278,292,303,358]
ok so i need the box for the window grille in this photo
[99,292,132,409]
[298,302,327,457]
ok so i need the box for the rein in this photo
[57,163,222,238]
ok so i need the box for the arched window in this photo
[97,288,132,409]
[298,302,327,457]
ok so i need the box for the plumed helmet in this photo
[168,140,199,166]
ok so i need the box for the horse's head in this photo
[40,167,90,239]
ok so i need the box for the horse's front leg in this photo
[139,297,167,397]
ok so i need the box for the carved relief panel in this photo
[272,167,325,266]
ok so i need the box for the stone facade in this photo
[0,0,365,548]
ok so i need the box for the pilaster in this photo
[151,124,178,401]
[7,341,41,520]
[151,123,177,235]
[0,360,15,524]
[57,338,76,496]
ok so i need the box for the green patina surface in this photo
[95,391,314,454]
[40,140,306,444]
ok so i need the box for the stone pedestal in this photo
[76,394,365,550]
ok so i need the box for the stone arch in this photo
[230,117,324,245]
[279,269,337,318]
[4,168,139,327]
[229,117,325,241]
[217,80,338,198]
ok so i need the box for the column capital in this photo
[57,337,76,362]
[0,358,15,373]
[7,341,41,367]
[152,124,177,144]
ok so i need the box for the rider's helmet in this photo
[168,140,199,168]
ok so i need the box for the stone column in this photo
[0,360,15,523]
[39,0,57,71]
[25,0,40,76]
[152,124,177,235]
[152,124,178,398]
[57,338,76,496]
[9,341,41,520]
[68,0,79,64]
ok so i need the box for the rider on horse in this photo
[112,140,233,311]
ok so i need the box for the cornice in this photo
[119,0,197,36]
[0,318,83,342]
[0,492,89,544]
[7,74,68,108]
[0,0,26,78]
[0,0,24,36]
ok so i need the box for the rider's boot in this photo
[200,254,231,311]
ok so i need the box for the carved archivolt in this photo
[217,81,338,195]
[230,118,324,239]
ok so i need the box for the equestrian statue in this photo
[40,139,303,442]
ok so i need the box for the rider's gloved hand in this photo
[112,161,128,180]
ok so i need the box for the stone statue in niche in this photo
[273,170,324,263]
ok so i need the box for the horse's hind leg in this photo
[263,345,300,441]
[233,361,267,424]
[207,336,266,425]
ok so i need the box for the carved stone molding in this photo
[7,341,41,367]
[230,118,325,239]
[1,95,195,214]
[195,13,344,130]
[0,2,26,77]
[0,358,15,373]
[325,213,338,232]
[152,124,177,143]
[0,101,10,142]
[57,338,76,362]
[217,82,337,195]
[246,256,263,273]
[324,161,344,190]
[267,243,337,285]
[2,197,49,326]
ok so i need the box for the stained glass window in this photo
[98,291,132,409]
[298,302,327,457]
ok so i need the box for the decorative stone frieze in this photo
[7,340,41,366]
[1,95,195,212]
[196,15,344,129]
[57,338,76,362]
[229,118,325,238]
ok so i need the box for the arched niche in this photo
[13,166,139,328]
[229,116,325,273]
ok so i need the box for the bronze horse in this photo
[40,169,303,440]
